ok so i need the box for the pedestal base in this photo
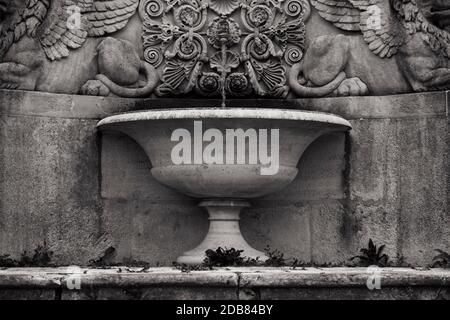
[176,200,267,265]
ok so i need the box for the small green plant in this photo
[263,246,348,268]
[0,245,54,268]
[19,245,54,267]
[0,254,16,268]
[432,249,450,268]
[350,239,389,267]
[204,247,246,267]
[172,247,263,272]
[264,246,287,267]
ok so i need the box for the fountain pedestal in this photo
[177,200,265,264]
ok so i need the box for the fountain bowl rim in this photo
[97,108,352,129]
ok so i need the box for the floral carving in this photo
[139,0,165,18]
[140,0,309,102]
[284,0,310,18]
[198,72,222,96]
[226,72,252,96]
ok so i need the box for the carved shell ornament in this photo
[209,0,241,15]
[141,0,311,101]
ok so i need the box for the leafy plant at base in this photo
[0,254,16,268]
[350,239,389,267]
[19,245,54,267]
[264,246,287,267]
[173,247,263,272]
[0,245,54,268]
[204,247,246,267]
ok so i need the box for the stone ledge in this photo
[0,267,448,300]
[0,267,238,288]
[235,267,450,288]
[1,267,449,288]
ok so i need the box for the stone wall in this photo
[0,89,448,266]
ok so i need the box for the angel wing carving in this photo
[310,0,404,58]
[84,0,140,37]
[0,0,139,61]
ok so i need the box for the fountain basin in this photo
[97,108,351,264]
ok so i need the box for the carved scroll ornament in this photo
[140,0,311,102]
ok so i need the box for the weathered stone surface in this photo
[257,287,449,300]
[0,289,56,300]
[62,286,238,300]
[101,200,208,265]
[237,267,450,287]
[0,90,143,264]
[243,132,348,262]
[0,267,449,300]
[0,115,103,264]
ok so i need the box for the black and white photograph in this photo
[0,0,449,308]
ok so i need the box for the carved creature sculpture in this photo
[1,0,449,98]
[80,36,159,97]
[289,0,450,96]
[0,0,158,96]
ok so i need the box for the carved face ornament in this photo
[207,16,241,49]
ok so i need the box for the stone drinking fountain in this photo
[97,108,351,264]
[90,0,352,263]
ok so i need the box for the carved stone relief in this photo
[302,0,450,94]
[0,0,450,98]
[0,0,158,97]
[140,0,310,103]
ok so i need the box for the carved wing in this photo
[310,0,404,58]
[310,0,362,31]
[0,0,50,60]
[38,0,139,60]
[83,0,139,37]
[38,0,91,60]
